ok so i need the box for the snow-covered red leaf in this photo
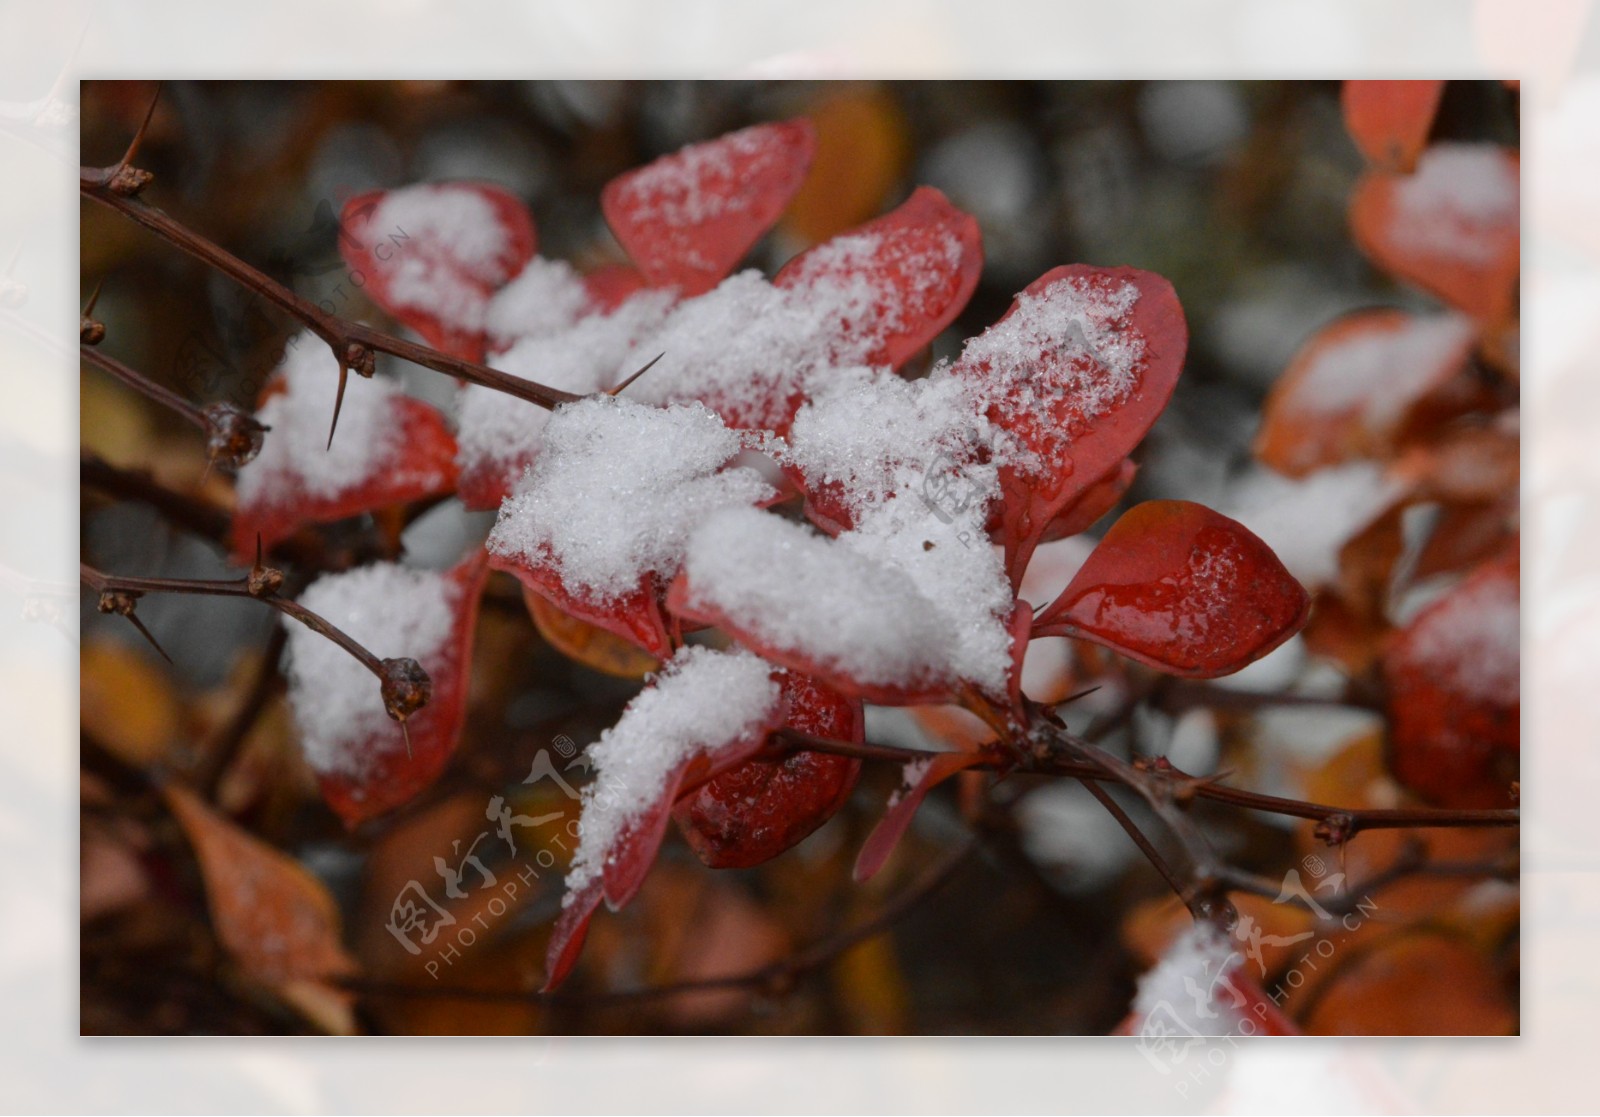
[1383,549,1519,808]
[456,290,678,511]
[1256,309,1477,477]
[542,647,784,989]
[232,338,459,560]
[339,182,536,361]
[948,265,1189,583]
[854,751,987,882]
[775,185,982,370]
[1033,500,1310,678]
[669,507,1022,708]
[602,120,815,297]
[674,671,864,869]
[1117,924,1299,1038]
[163,783,357,983]
[1350,144,1520,327]
[485,396,774,660]
[1342,80,1445,172]
[284,551,489,826]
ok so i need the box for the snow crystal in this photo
[614,124,777,227]
[679,508,954,687]
[370,183,516,277]
[1406,569,1520,706]
[781,225,966,343]
[680,497,1014,694]
[365,184,523,333]
[486,395,774,602]
[1132,923,1248,1037]
[457,290,676,483]
[784,368,994,519]
[957,271,1145,469]
[1287,312,1475,431]
[1226,462,1404,589]
[483,256,591,351]
[1389,143,1519,264]
[624,270,874,430]
[284,563,457,777]
[235,333,400,505]
[566,646,780,896]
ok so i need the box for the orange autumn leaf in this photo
[1299,931,1515,1035]
[522,582,659,679]
[1349,144,1520,329]
[1341,80,1445,172]
[784,86,912,244]
[164,784,357,983]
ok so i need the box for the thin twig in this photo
[79,172,581,421]
[79,562,383,678]
[774,730,1519,833]
[81,344,209,430]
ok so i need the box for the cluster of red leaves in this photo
[1253,80,1521,810]
[235,118,1315,988]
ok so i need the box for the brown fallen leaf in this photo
[163,783,357,984]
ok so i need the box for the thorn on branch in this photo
[80,279,105,345]
[95,587,172,663]
[102,82,162,198]
[608,351,665,396]
[246,541,284,599]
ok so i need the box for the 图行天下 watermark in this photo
[1135,851,1381,1090]
[384,735,593,979]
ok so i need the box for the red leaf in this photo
[315,550,491,826]
[1254,309,1478,477]
[541,652,786,989]
[949,265,1188,584]
[541,879,602,992]
[1040,458,1137,542]
[1349,145,1520,328]
[232,391,460,561]
[599,778,686,911]
[581,262,651,312]
[338,183,537,361]
[1033,501,1310,678]
[602,119,816,296]
[1383,549,1519,808]
[455,454,521,512]
[489,551,674,661]
[1114,960,1300,1037]
[1342,80,1445,172]
[775,185,983,370]
[854,751,987,882]
[674,672,864,869]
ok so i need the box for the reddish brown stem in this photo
[79,562,384,679]
[79,172,582,413]
[778,729,1518,832]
